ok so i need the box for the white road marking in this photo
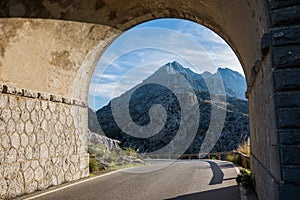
[23,169,128,200]
[22,160,245,200]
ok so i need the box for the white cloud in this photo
[89,19,244,109]
[98,74,120,82]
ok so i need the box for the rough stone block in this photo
[282,167,300,184]
[272,26,300,46]
[274,69,300,91]
[279,130,300,145]
[280,146,300,165]
[279,184,300,200]
[269,0,300,10]
[50,95,62,103]
[73,99,86,107]
[23,89,38,98]
[39,93,50,100]
[0,84,88,198]
[82,102,88,107]
[2,85,23,95]
[272,46,300,69]
[72,99,81,106]
[275,92,300,108]
[277,109,300,128]
[271,6,300,26]
[62,97,72,105]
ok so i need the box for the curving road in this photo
[20,160,241,200]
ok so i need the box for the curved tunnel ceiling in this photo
[0,0,269,84]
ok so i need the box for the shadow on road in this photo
[164,185,240,200]
[206,161,224,185]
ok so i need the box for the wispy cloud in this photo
[88,19,243,110]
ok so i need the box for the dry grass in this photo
[237,138,250,156]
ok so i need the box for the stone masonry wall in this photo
[0,84,89,199]
[268,1,300,199]
[249,1,300,199]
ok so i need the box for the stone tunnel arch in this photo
[0,1,299,199]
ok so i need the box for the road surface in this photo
[21,160,241,200]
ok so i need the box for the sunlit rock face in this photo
[96,62,249,154]
[88,131,145,167]
[88,108,104,135]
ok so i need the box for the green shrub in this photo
[96,144,105,157]
[89,158,100,173]
[107,150,118,164]
[226,154,251,169]
[236,169,254,192]
[122,147,137,157]
[244,158,251,169]
[226,155,235,162]
[88,143,105,157]
[233,154,242,166]
[228,154,250,169]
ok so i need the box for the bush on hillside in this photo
[236,169,254,192]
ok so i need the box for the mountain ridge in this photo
[93,61,249,154]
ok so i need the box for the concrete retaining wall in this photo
[0,84,89,199]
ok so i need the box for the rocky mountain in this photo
[88,107,104,135]
[202,67,247,100]
[95,61,249,154]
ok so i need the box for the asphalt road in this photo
[21,160,241,200]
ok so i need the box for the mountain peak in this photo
[152,61,186,77]
[218,67,244,78]
[159,61,199,78]
[164,61,185,71]
[165,61,182,66]
[170,61,183,67]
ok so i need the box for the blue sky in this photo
[88,19,243,110]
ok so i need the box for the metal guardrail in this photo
[232,150,250,169]
[144,150,250,169]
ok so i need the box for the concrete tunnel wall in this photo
[0,0,299,199]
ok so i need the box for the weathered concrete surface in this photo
[249,53,281,200]
[0,18,120,100]
[0,0,268,86]
[0,0,299,199]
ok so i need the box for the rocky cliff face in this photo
[88,107,104,135]
[88,131,144,167]
[202,67,247,100]
[96,61,249,154]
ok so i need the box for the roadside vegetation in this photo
[236,168,254,192]
[226,138,250,168]
[88,144,146,175]
[237,138,250,156]
[225,138,255,195]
